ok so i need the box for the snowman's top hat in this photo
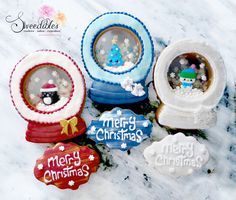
[40,80,58,92]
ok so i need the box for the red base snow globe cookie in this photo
[10,50,86,143]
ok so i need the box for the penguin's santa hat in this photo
[40,80,58,92]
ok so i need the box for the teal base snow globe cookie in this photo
[154,40,226,129]
[81,12,154,105]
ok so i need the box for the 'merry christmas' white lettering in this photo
[162,143,194,157]
[47,151,81,167]
[102,116,136,130]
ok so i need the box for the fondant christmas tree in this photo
[106,35,124,67]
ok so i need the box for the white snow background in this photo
[0,0,235,200]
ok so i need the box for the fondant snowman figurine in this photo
[40,80,60,106]
[179,64,197,89]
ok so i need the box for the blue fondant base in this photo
[89,81,148,105]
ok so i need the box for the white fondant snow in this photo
[121,77,145,96]
[173,87,204,97]
[103,61,134,72]
[120,77,145,97]
[131,83,145,96]
[36,96,69,112]
[121,77,133,91]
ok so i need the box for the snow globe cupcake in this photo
[81,12,154,106]
[154,40,226,129]
[10,50,86,143]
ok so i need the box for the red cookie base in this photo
[26,116,86,143]
[34,143,100,190]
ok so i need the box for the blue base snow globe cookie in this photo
[81,12,154,105]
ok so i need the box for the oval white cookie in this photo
[143,132,209,177]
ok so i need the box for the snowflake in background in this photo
[61,79,68,87]
[34,77,40,82]
[124,38,130,44]
[52,71,58,77]
[100,49,105,55]
[200,63,205,69]
[179,58,188,65]
[127,53,133,59]
[201,75,207,81]
[101,37,106,42]
[170,72,176,78]
[30,94,35,100]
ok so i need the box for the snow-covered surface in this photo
[0,0,235,200]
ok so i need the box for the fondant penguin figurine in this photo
[179,64,197,89]
[40,80,60,106]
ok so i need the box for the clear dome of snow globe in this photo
[167,53,212,98]
[22,64,73,113]
[93,27,141,73]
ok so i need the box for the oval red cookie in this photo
[34,143,100,190]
